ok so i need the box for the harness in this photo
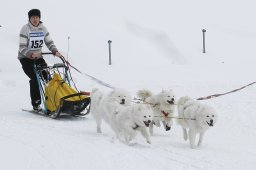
[132,123,140,130]
[161,110,169,117]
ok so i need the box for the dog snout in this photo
[167,98,175,104]
[120,99,125,104]
[210,119,213,124]
[148,120,151,123]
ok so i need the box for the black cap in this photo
[28,9,41,19]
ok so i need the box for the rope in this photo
[42,53,256,99]
[64,59,115,89]
[42,53,115,89]
[132,98,193,120]
[154,116,196,120]
[196,81,256,100]
[132,98,159,107]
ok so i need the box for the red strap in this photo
[81,91,90,95]
[161,111,169,117]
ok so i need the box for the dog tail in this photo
[91,88,103,102]
[91,88,103,105]
[178,96,190,106]
[137,89,152,102]
[177,96,191,115]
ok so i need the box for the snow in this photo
[1,0,256,169]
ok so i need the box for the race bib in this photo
[29,31,44,51]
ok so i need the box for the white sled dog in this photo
[177,96,218,149]
[115,103,153,144]
[90,88,132,134]
[137,89,176,135]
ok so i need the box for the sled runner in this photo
[22,108,46,117]
[33,53,90,118]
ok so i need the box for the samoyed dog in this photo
[115,104,153,144]
[137,89,176,136]
[90,88,132,134]
[177,96,218,149]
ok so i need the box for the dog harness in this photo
[133,123,140,130]
[161,111,169,117]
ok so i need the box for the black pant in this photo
[20,58,48,107]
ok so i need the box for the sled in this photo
[34,53,90,118]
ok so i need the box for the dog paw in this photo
[183,135,187,141]
[97,129,102,133]
[190,144,197,149]
[147,140,152,144]
[197,142,202,147]
[183,128,188,140]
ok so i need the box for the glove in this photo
[30,52,42,59]
[54,51,62,57]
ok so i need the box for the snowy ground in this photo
[1,0,256,170]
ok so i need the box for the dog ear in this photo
[196,105,207,119]
[197,105,204,113]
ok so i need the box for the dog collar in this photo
[161,111,169,117]
[133,124,140,130]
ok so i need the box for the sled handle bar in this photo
[36,63,67,70]
[42,52,54,55]
[41,52,65,63]
[52,63,66,68]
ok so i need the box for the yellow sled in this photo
[45,73,90,115]
[34,54,90,118]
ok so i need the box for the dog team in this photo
[90,88,218,149]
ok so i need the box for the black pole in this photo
[202,29,206,53]
[108,40,112,65]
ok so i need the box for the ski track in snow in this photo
[126,21,187,64]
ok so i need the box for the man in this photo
[18,9,62,111]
